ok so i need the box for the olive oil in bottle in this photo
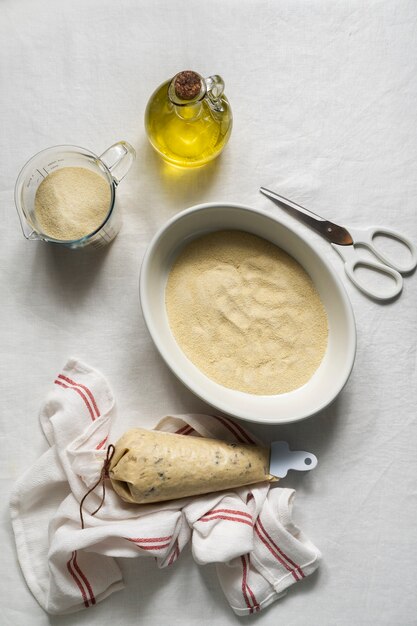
[145,71,232,168]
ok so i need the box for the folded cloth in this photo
[10,359,321,616]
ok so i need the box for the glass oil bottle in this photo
[145,70,232,168]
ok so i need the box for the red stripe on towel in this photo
[240,555,254,614]
[221,416,256,444]
[57,374,100,417]
[245,555,260,611]
[54,380,96,422]
[66,552,89,608]
[175,424,193,435]
[255,524,299,580]
[126,535,173,551]
[257,517,304,578]
[199,514,253,527]
[72,551,96,605]
[168,540,180,566]
[210,415,247,443]
[128,541,172,551]
[95,436,108,450]
[128,535,172,543]
[203,508,252,520]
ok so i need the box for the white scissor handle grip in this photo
[332,244,403,301]
[348,226,417,274]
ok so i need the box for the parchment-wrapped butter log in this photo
[109,428,278,504]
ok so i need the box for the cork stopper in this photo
[174,71,202,100]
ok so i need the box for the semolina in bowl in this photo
[139,202,356,424]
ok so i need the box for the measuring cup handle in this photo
[99,141,136,185]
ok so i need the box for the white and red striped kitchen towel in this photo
[10,359,321,616]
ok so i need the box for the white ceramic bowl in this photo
[140,203,356,424]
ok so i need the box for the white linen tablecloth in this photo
[1,1,416,624]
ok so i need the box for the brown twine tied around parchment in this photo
[79,444,115,530]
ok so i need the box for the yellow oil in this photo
[145,81,232,168]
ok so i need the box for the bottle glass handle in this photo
[99,141,136,185]
[205,75,225,112]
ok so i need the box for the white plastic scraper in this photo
[269,441,318,478]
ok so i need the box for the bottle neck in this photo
[174,100,203,120]
[168,72,206,121]
[168,71,226,119]
[168,71,206,104]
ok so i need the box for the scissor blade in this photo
[260,187,353,246]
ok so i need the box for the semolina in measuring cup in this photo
[14,141,136,249]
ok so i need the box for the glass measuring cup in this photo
[14,141,136,249]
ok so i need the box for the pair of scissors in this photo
[260,187,417,301]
